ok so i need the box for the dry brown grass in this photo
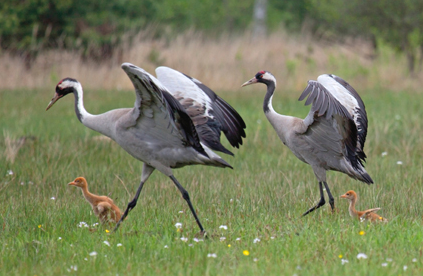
[1,29,422,93]
[3,131,25,164]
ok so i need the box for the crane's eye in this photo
[346,193,350,195]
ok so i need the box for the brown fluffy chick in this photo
[68,177,122,223]
[340,190,387,222]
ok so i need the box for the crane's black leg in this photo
[113,164,155,232]
[113,180,146,232]
[323,181,335,211]
[170,175,205,233]
[302,182,326,216]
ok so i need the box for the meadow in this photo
[1,74,423,275]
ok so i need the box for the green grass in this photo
[1,86,423,275]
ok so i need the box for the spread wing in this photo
[121,63,206,157]
[155,66,246,156]
[298,76,364,171]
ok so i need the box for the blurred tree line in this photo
[1,0,422,72]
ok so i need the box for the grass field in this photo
[1,82,423,275]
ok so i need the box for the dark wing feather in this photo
[183,74,246,149]
[329,74,368,162]
[161,91,207,157]
[156,67,246,155]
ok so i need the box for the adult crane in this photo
[242,71,372,216]
[46,63,246,233]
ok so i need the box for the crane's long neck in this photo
[262,81,294,144]
[72,84,113,138]
[263,81,276,114]
[73,83,89,123]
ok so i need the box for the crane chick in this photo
[68,177,122,223]
[340,190,387,222]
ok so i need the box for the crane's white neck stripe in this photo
[73,82,92,123]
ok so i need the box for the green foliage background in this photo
[1,0,422,70]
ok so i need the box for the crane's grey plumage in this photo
[46,63,246,233]
[242,71,372,216]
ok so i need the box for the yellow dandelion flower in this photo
[105,229,110,233]
[359,231,365,236]
[243,250,250,256]
[38,225,42,228]
[177,228,181,232]
[228,244,231,248]
[379,217,383,220]
[338,254,343,259]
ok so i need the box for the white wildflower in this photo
[403,265,408,271]
[341,259,349,265]
[103,241,110,246]
[117,243,122,247]
[50,197,56,200]
[220,237,226,242]
[164,245,168,248]
[175,222,182,229]
[78,222,89,228]
[382,263,388,267]
[58,237,62,240]
[236,237,241,241]
[253,258,258,262]
[219,225,228,230]
[253,238,261,243]
[386,258,392,262]
[180,237,188,242]
[381,152,388,157]
[89,251,98,257]
[357,253,368,259]
[7,170,13,176]
[412,258,417,262]
[397,161,403,165]
[207,253,217,258]
[178,211,184,214]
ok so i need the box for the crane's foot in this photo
[302,198,326,216]
[195,230,207,239]
[112,204,134,232]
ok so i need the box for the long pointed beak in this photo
[46,93,61,111]
[340,194,347,198]
[68,182,76,186]
[241,77,258,87]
